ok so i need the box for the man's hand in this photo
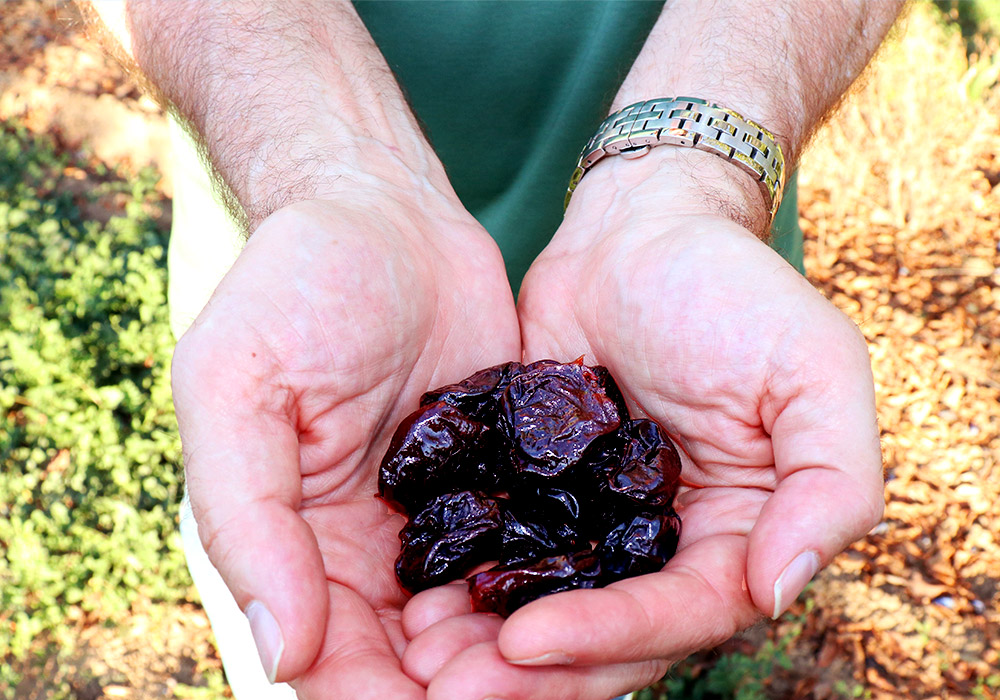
[399,151,884,700]
[171,191,520,697]
[82,3,525,692]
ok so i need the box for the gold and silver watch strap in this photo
[565,97,786,219]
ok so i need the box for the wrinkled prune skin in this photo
[380,359,684,616]
[523,486,583,531]
[607,419,683,509]
[378,400,501,515]
[396,491,504,592]
[468,549,602,617]
[498,495,581,565]
[420,361,524,420]
[500,360,626,478]
[597,509,682,582]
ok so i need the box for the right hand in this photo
[170,185,520,698]
[397,152,884,700]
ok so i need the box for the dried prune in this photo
[379,359,684,616]
[420,361,524,420]
[378,400,501,515]
[520,486,583,532]
[500,360,626,478]
[607,419,682,509]
[499,496,581,565]
[468,549,602,617]
[597,509,682,582]
[396,491,504,592]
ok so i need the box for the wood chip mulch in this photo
[727,8,1000,698]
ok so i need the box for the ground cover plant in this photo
[0,120,218,696]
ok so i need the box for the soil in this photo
[2,2,997,699]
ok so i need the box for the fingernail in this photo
[506,651,575,666]
[246,600,284,683]
[772,550,820,619]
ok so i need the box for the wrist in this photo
[240,132,454,233]
[562,146,771,243]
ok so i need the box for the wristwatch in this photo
[565,97,786,220]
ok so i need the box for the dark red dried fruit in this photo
[499,360,626,478]
[607,419,682,508]
[597,509,682,582]
[379,359,683,616]
[420,361,524,420]
[378,400,501,515]
[396,491,504,592]
[499,495,581,565]
[468,549,602,617]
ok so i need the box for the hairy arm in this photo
[82,0,449,231]
[572,0,906,236]
[81,3,522,694]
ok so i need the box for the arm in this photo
[84,0,452,231]
[402,3,905,699]
[574,0,904,236]
[82,2,520,695]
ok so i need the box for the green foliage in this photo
[972,673,1000,699]
[638,601,812,700]
[174,666,231,700]
[0,120,188,684]
[928,0,1000,101]
[933,0,1000,45]
[833,680,871,699]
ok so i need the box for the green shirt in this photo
[355,0,803,288]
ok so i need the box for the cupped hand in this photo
[170,188,520,698]
[402,152,885,700]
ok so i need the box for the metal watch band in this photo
[565,97,786,219]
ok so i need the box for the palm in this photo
[171,199,520,697]
[518,215,874,619]
[521,217,806,488]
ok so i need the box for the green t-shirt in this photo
[168,1,803,336]
[354,0,803,288]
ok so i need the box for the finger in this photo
[173,338,327,682]
[427,642,668,700]
[749,321,884,618]
[402,583,473,639]
[402,613,504,685]
[293,581,425,700]
[496,535,759,667]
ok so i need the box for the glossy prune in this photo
[500,360,626,478]
[396,491,504,592]
[420,361,524,420]
[597,509,682,582]
[468,549,602,617]
[498,496,581,565]
[521,486,583,531]
[607,419,682,508]
[378,400,501,515]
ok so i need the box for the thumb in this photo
[173,346,328,683]
[747,332,884,619]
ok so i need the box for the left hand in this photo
[400,150,885,700]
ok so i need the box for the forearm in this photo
[571,0,905,236]
[83,0,448,231]
[617,0,904,164]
